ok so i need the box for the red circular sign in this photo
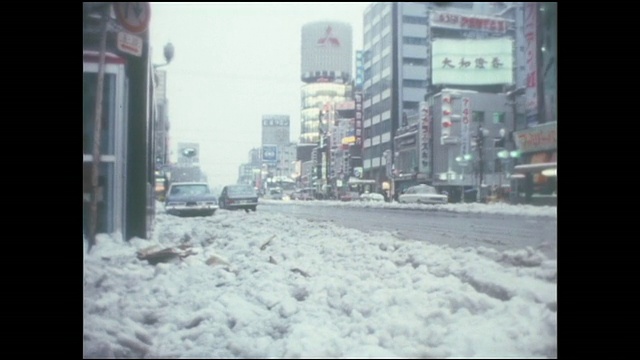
[114,2,151,34]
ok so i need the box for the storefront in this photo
[512,122,557,204]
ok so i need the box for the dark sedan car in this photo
[219,184,259,212]
[164,182,218,216]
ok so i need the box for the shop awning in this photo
[348,177,376,185]
[513,151,556,174]
[513,162,557,174]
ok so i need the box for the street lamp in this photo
[152,42,175,169]
[498,149,522,203]
[153,42,175,69]
[456,153,472,203]
[476,127,489,202]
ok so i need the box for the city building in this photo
[364,2,524,201]
[300,21,353,146]
[237,148,262,187]
[83,3,160,241]
[259,115,296,192]
[361,2,433,189]
[154,70,170,169]
[510,2,557,204]
[300,21,354,194]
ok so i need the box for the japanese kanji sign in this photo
[432,38,514,85]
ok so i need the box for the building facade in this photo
[364,2,524,201]
[259,115,297,192]
[510,2,557,203]
[154,70,170,168]
[300,83,350,144]
[361,2,433,189]
[83,3,157,241]
[237,148,262,186]
[301,22,353,84]
[299,21,353,148]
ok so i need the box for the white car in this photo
[398,184,448,205]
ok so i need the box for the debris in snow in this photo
[261,235,276,250]
[291,268,310,278]
[206,255,230,267]
[137,245,197,265]
[95,274,108,288]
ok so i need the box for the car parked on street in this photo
[265,188,284,200]
[339,191,360,202]
[164,182,218,216]
[398,184,448,205]
[219,184,259,212]
[291,188,315,201]
[359,191,385,202]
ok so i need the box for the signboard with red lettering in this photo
[461,97,471,155]
[524,2,539,125]
[514,122,557,153]
[419,101,432,174]
[117,32,143,57]
[430,11,513,33]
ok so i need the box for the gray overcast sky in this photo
[150,2,370,188]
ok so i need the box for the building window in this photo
[403,58,427,66]
[382,13,391,29]
[381,78,391,92]
[402,15,427,25]
[364,68,372,82]
[493,112,506,124]
[403,37,427,46]
[365,8,373,25]
[403,101,419,112]
[403,80,427,88]
[84,72,116,155]
[516,113,527,130]
[373,20,381,37]
[382,33,392,50]
[363,50,372,64]
[372,144,381,159]
[383,119,391,133]
[364,30,372,46]
[473,111,484,123]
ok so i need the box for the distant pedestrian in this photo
[163,175,170,198]
[380,189,389,202]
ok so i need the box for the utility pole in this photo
[88,4,111,249]
[476,127,487,203]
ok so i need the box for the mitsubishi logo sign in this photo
[317,26,340,47]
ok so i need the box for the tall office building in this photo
[362,2,521,190]
[261,114,293,177]
[300,22,353,147]
[361,2,431,183]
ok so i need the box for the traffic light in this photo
[494,127,506,148]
